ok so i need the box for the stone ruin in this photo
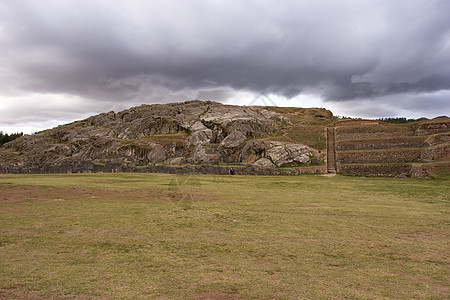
[326,118,450,178]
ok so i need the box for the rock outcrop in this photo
[0,100,331,174]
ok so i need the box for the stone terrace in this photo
[327,118,450,178]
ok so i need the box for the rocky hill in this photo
[0,100,334,174]
[1,100,448,177]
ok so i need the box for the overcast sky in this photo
[1,0,449,133]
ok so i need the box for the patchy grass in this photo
[0,173,448,299]
[265,124,327,150]
[260,106,332,150]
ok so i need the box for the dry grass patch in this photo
[0,173,448,299]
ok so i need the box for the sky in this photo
[1,0,449,134]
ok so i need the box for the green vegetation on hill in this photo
[0,173,448,299]
[264,106,333,149]
[377,117,428,124]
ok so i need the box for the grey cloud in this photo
[330,91,450,119]
[0,0,449,112]
[196,89,236,102]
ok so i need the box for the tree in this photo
[0,131,23,147]
[377,117,426,124]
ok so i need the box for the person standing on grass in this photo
[229,167,235,175]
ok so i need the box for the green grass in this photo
[0,174,449,299]
[270,125,327,150]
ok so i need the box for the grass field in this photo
[0,173,448,299]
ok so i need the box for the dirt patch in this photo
[396,232,450,242]
[193,292,242,300]
[321,173,336,177]
[0,288,67,300]
[0,184,211,205]
[0,185,167,203]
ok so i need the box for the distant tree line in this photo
[377,117,427,124]
[334,116,362,120]
[0,131,23,147]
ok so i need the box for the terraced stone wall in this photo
[0,161,327,176]
[327,118,450,178]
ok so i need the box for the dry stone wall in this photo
[337,149,422,164]
[0,161,326,176]
[336,136,427,150]
[339,163,412,178]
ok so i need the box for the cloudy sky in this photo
[1,0,449,133]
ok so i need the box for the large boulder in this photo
[190,121,207,131]
[86,111,116,127]
[219,130,247,149]
[165,156,186,165]
[252,157,275,167]
[266,144,312,167]
[239,140,283,164]
[188,129,213,145]
[188,145,219,164]
[118,142,166,164]
[186,121,213,145]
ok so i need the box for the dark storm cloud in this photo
[1,0,449,110]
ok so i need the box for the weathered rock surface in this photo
[0,100,332,174]
[267,144,312,167]
[219,130,247,149]
[118,142,167,165]
[188,128,213,145]
[165,157,186,165]
[252,158,275,167]
[239,140,282,164]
